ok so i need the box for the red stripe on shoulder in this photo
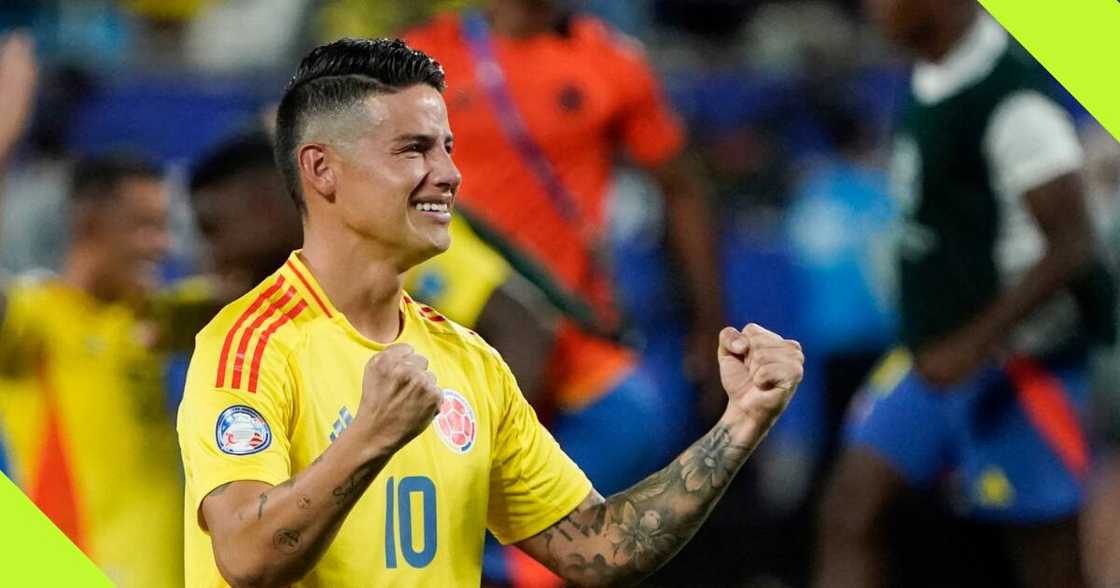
[286,259,332,318]
[247,300,307,393]
[232,286,296,389]
[216,276,285,387]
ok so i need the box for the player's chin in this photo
[409,229,451,260]
[422,225,451,251]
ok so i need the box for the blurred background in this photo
[0,1,1118,587]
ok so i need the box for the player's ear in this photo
[298,143,336,204]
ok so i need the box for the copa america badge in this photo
[434,389,477,454]
[216,405,272,455]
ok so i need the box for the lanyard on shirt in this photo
[461,12,623,333]
[460,11,589,233]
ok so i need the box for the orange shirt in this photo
[406,13,684,408]
[406,13,685,308]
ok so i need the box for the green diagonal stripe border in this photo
[981,0,1120,139]
[0,472,112,586]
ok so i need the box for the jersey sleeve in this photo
[486,354,592,544]
[983,90,1085,199]
[608,36,686,167]
[177,329,296,521]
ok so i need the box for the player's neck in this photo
[298,238,404,344]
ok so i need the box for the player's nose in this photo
[430,148,461,195]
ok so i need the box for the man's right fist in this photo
[357,343,442,451]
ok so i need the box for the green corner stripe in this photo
[0,473,112,586]
[980,0,1120,139]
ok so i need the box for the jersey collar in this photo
[281,251,337,320]
[281,250,415,350]
[912,14,1008,105]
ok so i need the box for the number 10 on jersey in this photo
[384,476,437,568]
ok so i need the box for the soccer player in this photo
[188,128,304,301]
[177,38,804,587]
[0,154,184,585]
[404,0,728,419]
[815,2,1116,587]
[0,32,187,586]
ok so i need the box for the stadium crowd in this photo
[0,0,1118,587]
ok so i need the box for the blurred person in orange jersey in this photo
[0,32,184,586]
[404,3,725,584]
[405,0,725,414]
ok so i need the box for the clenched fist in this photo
[717,323,804,429]
[356,343,442,451]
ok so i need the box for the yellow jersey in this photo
[0,275,183,587]
[178,252,592,587]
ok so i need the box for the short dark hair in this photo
[71,152,162,205]
[190,129,277,195]
[274,38,446,214]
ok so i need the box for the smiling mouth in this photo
[413,202,450,213]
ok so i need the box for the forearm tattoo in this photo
[536,424,754,586]
[331,463,378,506]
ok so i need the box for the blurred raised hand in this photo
[0,31,38,166]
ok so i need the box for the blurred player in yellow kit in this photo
[0,34,182,586]
[177,38,805,587]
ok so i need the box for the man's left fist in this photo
[717,323,804,428]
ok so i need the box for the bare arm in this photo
[200,344,442,588]
[916,172,1094,385]
[201,430,390,587]
[0,32,36,175]
[518,325,804,586]
[0,33,37,328]
[474,273,558,405]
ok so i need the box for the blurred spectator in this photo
[0,32,183,586]
[817,4,1115,588]
[406,0,725,409]
[187,128,302,298]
